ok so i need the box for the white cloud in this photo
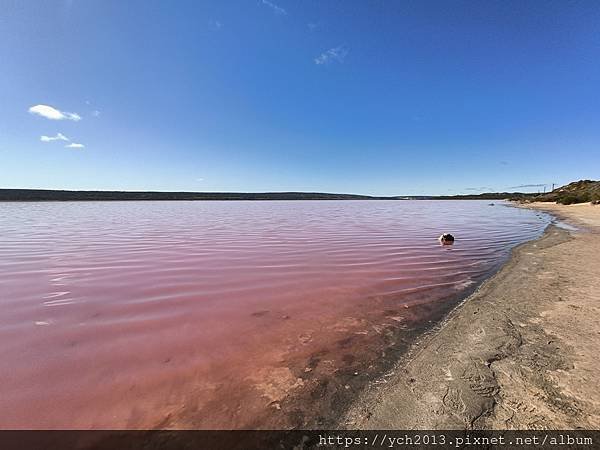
[91,110,101,117]
[261,0,287,15]
[28,104,82,121]
[196,177,204,182]
[209,19,223,31]
[40,133,69,142]
[65,142,85,149]
[314,45,349,65]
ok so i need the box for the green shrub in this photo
[559,195,576,205]
[558,193,591,205]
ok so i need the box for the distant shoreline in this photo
[0,188,533,202]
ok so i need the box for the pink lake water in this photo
[0,200,549,429]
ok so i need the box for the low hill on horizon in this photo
[0,188,537,202]
[532,180,600,204]
[1,185,594,202]
[0,189,389,202]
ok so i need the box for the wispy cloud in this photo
[209,19,223,31]
[314,45,349,65]
[65,142,85,149]
[91,110,101,117]
[507,184,547,190]
[40,133,69,142]
[307,22,319,31]
[464,186,493,192]
[28,104,81,121]
[261,0,287,15]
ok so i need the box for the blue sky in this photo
[1,0,599,196]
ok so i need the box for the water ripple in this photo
[0,200,550,428]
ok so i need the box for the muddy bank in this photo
[216,281,488,429]
[344,204,600,429]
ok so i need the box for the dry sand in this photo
[344,202,600,429]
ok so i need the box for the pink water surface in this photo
[0,200,548,428]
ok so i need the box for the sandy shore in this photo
[344,202,600,429]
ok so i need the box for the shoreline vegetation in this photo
[1,180,597,203]
[343,202,600,429]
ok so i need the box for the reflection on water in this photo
[0,200,549,429]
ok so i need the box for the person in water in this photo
[439,233,455,245]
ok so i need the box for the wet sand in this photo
[344,202,600,429]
